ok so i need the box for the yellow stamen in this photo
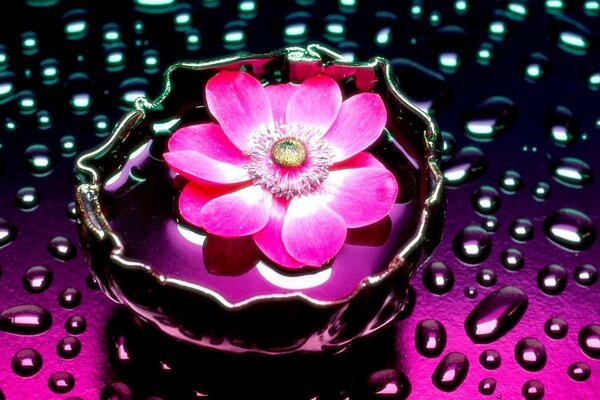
[271,138,306,167]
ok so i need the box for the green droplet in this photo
[454,0,469,13]
[587,72,600,90]
[489,21,507,40]
[477,43,493,65]
[558,31,590,55]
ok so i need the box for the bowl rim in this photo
[75,42,444,310]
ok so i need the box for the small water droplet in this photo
[568,361,591,381]
[462,96,516,141]
[524,53,549,82]
[66,202,77,221]
[119,77,148,109]
[432,352,469,392]
[422,261,454,295]
[543,208,596,251]
[59,288,82,309]
[544,317,568,339]
[441,131,456,160]
[509,218,534,241]
[24,144,54,176]
[0,304,52,335]
[48,371,75,394]
[12,348,43,377]
[545,105,579,145]
[472,185,500,214]
[515,337,547,371]
[57,336,81,359]
[442,146,488,186]
[481,216,499,232]
[477,268,497,287]
[479,349,501,369]
[465,286,478,299]
[453,226,492,264]
[465,286,528,343]
[367,369,410,398]
[499,170,521,193]
[16,187,40,210]
[521,379,544,400]
[478,377,496,396]
[551,157,593,187]
[23,265,53,293]
[65,315,87,335]
[532,181,551,200]
[415,319,447,357]
[501,248,524,271]
[574,263,597,286]
[578,324,600,359]
[60,135,77,157]
[537,264,567,295]
[0,217,17,248]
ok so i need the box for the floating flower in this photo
[164,71,398,268]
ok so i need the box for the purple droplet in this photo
[415,319,447,357]
[568,362,591,382]
[479,349,501,370]
[453,226,492,264]
[0,304,52,335]
[23,265,53,293]
[537,264,567,295]
[544,317,568,339]
[11,348,43,377]
[478,377,496,395]
[515,337,547,372]
[521,379,544,400]
[65,315,87,335]
[48,371,75,394]
[59,288,82,309]
[57,336,82,359]
[432,352,469,392]
[578,324,600,359]
[422,261,454,295]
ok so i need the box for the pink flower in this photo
[164,71,398,269]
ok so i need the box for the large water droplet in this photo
[453,226,491,264]
[48,236,76,261]
[568,361,591,381]
[415,319,447,357]
[24,144,54,176]
[578,324,600,359]
[545,106,579,145]
[12,348,43,377]
[515,337,547,371]
[465,286,528,343]
[422,261,454,295]
[543,208,596,250]
[0,304,52,335]
[442,146,488,186]
[16,187,40,210]
[537,264,567,295]
[509,218,534,241]
[472,185,500,214]
[432,352,469,392]
[48,371,75,394]
[551,157,593,187]
[432,26,469,73]
[0,217,17,248]
[462,96,516,141]
[574,263,597,286]
[522,379,544,400]
[23,265,53,293]
[544,317,568,339]
[551,16,592,55]
[478,377,496,396]
[479,349,501,369]
[501,248,524,271]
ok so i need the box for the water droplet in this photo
[462,96,516,141]
[574,263,597,286]
[40,58,60,85]
[66,73,92,114]
[501,248,524,271]
[442,146,488,186]
[66,202,77,221]
[94,115,111,136]
[48,236,76,261]
[543,208,596,250]
[479,349,501,369]
[100,382,133,400]
[544,317,568,339]
[478,377,496,395]
[545,106,579,145]
[481,216,499,232]
[57,336,81,359]
[499,170,521,193]
[48,371,75,394]
[16,187,40,210]
[515,337,547,371]
[532,181,550,200]
[0,71,15,104]
[24,144,54,176]
[522,379,544,399]
[60,135,77,157]
[477,268,497,287]
[0,217,17,248]
[432,352,469,392]
[465,286,478,299]
[551,157,593,187]
[472,185,500,214]
[578,324,600,359]
[441,131,456,160]
[524,53,549,82]
[568,361,591,381]
[415,319,447,357]
[537,264,567,295]
[21,31,39,55]
[551,17,592,55]
[63,9,88,40]
[453,226,492,264]
[392,59,450,114]
[36,110,52,129]
[465,286,528,343]
[0,304,52,335]
[12,348,43,377]
[509,218,534,241]
[119,77,148,109]
[422,261,454,295]
[23,265,53,293]
[367,369,410,398]
[65,315,87,335]
[59,288,82,309]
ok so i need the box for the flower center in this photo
[271,138,306,168]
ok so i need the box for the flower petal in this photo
[285,75,342,135]
[318,162,398,228]
[178,182,241,228]
[282,196,346,266]
[164,150,250,184]
[205,71,273,151]
[265,83,298,126]
[253,198,305,269]
[168,122,247,166]
[200,185,272,236]
[331,151,383,171]
[323,93,387,162]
